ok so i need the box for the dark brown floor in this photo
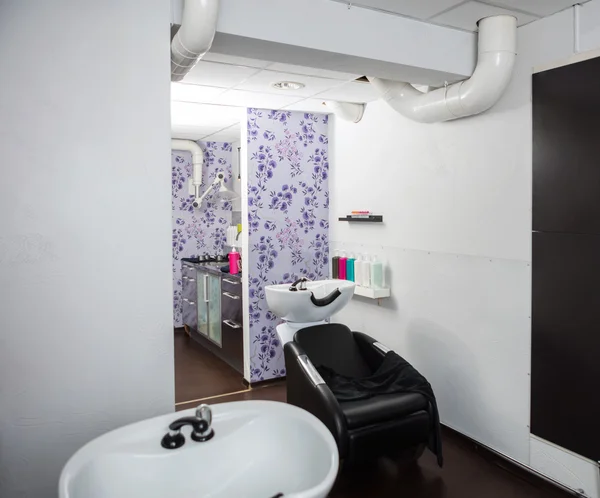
[174,329,245,404]
[180,384,573,498]
[176,382,286,411]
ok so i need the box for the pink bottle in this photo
[228,248,241,275]
[338,252,347,280]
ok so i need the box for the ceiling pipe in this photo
[368,15,517,123]
[171,0,219,82]
[172,139,204,198]
[325,101,365,123]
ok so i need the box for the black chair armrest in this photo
[284,341,349,457]
[353,332,391,372]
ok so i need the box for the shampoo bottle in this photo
[339,252,347,280]
[362,254,371,288]
[346,253,356,282]
[228,247,241,275]
[354,254,363,286]
[370,255,383,289]
[332,250,340,279]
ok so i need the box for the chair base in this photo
[345,410,430,464]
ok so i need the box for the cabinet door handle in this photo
[223,291,240,300]
[188,301,195,305]
[223,319,241,329]
[182,276,188,281]
[204,275,209,303]
[223,278,239,285]
[188,278,195,282]
[183,298,189,303]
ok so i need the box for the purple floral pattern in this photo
[247,109,329,382]
[171,142,233,327]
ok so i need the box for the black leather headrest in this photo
[294,323,372,378]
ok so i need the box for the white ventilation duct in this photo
[368,15,517,123]
[171,0,219,82]
[325,101,366,123]
[171,139,204,198]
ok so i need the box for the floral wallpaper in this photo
[172,142,233,327]
[247,109,329,382]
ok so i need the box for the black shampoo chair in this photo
[284,324,431,464]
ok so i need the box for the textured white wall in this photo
[331,3,600,496]
[0,1,174,497]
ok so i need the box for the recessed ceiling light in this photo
[271,81,305,90]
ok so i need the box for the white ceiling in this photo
[331,0,589,31]
[171,102,242,142]
[172,0,589,140]
[171,53,378,140]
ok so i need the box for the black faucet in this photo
[161,404,214,449]
[289,277,310,291]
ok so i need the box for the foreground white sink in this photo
[59,401,338,498]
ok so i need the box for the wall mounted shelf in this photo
[338,215,383,223]
[354,286,391,299]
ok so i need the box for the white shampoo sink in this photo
[266,279,355,324]
[59,401,338,498]
[266,279,355,344]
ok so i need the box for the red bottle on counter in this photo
[228,248,241,275]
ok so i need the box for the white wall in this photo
[0,1,173,497]
[331,3,600,497]
[231,140,243,213]
[240,111,251,383]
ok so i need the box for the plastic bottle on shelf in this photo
[339,252,347,280]
[362,254,371,288]
[332,250,340,279]
[355,254,363,286]
[370,255,383,289]
[346,253,356,282]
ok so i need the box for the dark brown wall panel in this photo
[533,57,600,234]
[531,232,600,461]
[532,57,600,463]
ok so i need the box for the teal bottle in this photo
[346,253,355,282]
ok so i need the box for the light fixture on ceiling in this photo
[271,81,305,90]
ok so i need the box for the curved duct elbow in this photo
[171,0,219,82]
[368,15,517,123]
[172,139,204,197]
[325,101,365,123]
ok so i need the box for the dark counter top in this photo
[181,260,242,279]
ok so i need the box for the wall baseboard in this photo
[443,425,583,497]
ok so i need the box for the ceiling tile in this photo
[202,52,273,69]
[202,124,242,142]
[171,83,225,103]
[235,70,343,98]
[282,99,331,113]
[431,1,538,30]
[213,89,302,109]
[172,125,223,141]
[171,102,241,129]
[183,61,260,88]
[339,0,466,19]
[314,81,379,103]
[484,0,582,17]
[266,62,360,81]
